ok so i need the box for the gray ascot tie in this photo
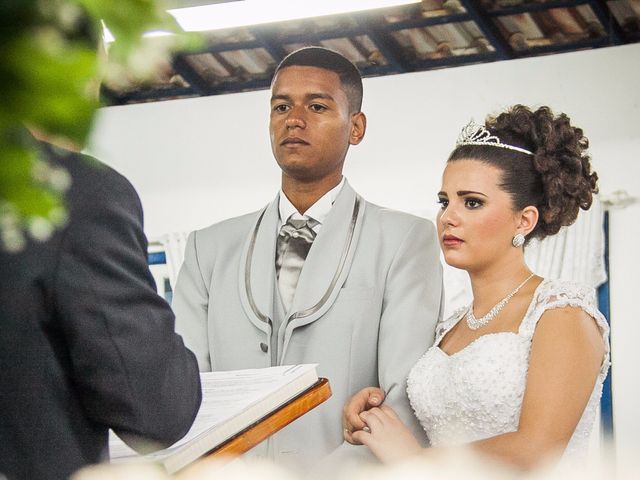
[275,217,319,310]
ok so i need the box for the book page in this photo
[109,364,318,461]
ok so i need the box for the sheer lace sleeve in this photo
[518,279,610,376]
[434,306,467,345]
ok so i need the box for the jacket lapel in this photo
[237,195,280,334]
[281,181,366,353]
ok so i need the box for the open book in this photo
[109,364,321,473]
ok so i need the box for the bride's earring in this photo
[512,233,525,248]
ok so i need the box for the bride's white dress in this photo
[407,279,610,461]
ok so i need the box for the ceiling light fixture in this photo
[103,1,420,43]
[168,0,421,32]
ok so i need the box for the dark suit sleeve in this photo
[53,161,201,450]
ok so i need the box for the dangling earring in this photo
[512,233,525,248]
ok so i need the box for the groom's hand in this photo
[342,387,386,445]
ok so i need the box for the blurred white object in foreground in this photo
[71,442,638,480]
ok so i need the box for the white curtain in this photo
[437,197,607,320]
[524,197,606,289]
[157,231,189,290]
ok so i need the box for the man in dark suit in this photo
[0,137,202,480]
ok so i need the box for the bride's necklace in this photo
[466,273,535,330]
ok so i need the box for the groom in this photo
[172,46,443,467]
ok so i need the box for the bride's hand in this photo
[342,387,385,445]
[352,405,423,463]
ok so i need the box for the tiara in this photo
[455,120,534,156]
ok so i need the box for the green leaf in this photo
[0,0,202,252]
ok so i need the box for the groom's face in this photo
[269,65,363,184]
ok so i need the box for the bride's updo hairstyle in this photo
[448,105,599,242]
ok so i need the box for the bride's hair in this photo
[448,105,599,242]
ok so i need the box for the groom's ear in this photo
[349,112,366,146]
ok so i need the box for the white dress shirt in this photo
[278,177,346,232]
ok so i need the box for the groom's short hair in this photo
[272,46,363,113]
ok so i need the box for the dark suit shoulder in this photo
[0,146,141,274]
[46,148,141,216]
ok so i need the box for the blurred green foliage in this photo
[0,0,197,251]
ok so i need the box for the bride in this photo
[342,105,610,469]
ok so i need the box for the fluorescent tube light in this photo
[168,0,421,32]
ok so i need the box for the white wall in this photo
[89,43,640,464]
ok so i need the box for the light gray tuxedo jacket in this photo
[173,181,443,467]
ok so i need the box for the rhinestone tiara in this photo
[455,120,534,156]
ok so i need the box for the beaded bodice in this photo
[407,279,610,460]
